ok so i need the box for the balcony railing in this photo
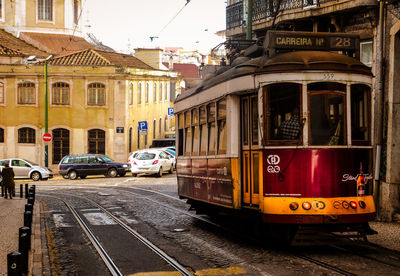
[227,0,333,30]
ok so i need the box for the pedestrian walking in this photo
[2,162,15,199]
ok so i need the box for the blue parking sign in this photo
[138,121,148,131]
[168,107,174,116]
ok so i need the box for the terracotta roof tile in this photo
[47,48,154,70]
[0,29,48,57]
[163,62,199,79]
[19,32,98,55]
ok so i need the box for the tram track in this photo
[40,192,194,276]
[38,184,399,275]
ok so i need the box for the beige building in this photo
[0,0,182,172]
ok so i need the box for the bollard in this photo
[25,203,33,213]
[20,184,23,198]
[19,227,31,274]
[27,196,35,205]
[25,184,28,199]
[24,211,32,228]
[7,251,22,276]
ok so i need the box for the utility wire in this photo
[154,0,191,39]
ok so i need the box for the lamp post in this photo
[44,55,52,167]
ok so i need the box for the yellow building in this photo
[0,1,181,171]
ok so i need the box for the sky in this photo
[83,0,227,54]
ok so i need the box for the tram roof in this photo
[175,50,372,103]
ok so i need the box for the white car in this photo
[0,158,53,181]
[130,149,174,177]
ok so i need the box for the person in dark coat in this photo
[2,162,15,199]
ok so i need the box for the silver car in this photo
[0,158,53,181]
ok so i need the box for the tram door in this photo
[241,95,260,206]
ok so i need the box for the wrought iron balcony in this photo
[226,0,355,31]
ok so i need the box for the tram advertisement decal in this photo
[263,149,371,198]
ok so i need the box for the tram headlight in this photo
[350,201,357,209]
[302,202,311,210]
[289,202,299,211]
[359,201,366,209]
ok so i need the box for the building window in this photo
[88,83,105,106]
[159,118,162,137]
[138,83,142,104]
[164,116,167,132]
[88,129,105,154]
[52,128,70,164]
[0,128,4,143]
[73,0,79,25]
[145,83,149,103]
[153,83,157,102]
[52,82,70,105]
[164,83,168,101]
[129,127,132,152]
[0,82,4,104]
[360,41,373,67]
[159,83,163,101]
[153,119,156,139]
[18,82,35,104]
[129,83,133,105]
[38,0,53,21]
[18,127,35,143]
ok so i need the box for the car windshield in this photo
[136,153,156,160]
[100,156,113,162]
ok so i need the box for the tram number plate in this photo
[323,73,334,80]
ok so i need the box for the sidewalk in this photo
[0,195,43,276]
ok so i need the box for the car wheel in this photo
[68,170,78,180]
[31,171,41,181]
[119,172,126,177]
[80,175,87,179]
[132,173,137,177]
[62,174,69,179]
[157,167,163,177]
[108,168,118,178]
[168,166,173,174]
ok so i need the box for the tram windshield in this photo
[310,93,345,146]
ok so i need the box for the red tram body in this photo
[175,32,376,242]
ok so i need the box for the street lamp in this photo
[44,55,53,167]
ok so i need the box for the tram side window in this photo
[184,111,191,156]
[351,84,370,143]
[178,113,184,156]
[199,106,207,156]
[265,83,301,142]
[208,102,217,155]
[192,108,199,155]
[217,99,227,154]
[310,92,345,146]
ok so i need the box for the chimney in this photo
[134,48,163,69]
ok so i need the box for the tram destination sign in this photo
[265,31,360,55]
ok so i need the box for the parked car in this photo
[58,154,130,180]
[0,158,53,181]
[130,149,174,177]
[161,148,176,170]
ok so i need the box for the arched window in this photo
[87,83,105,105]
[52,82,70,105]
[52,128,70,164]
[138,83,142,104]
[164,83,168,101]
[0,128,4,143]
[129,83,133,105]
[145,83,149,103]
[159,83,163,101]
[153,83,157,102]
[0,82,4,104]
[88,129,105,154]
[18,127,35,143]
[18,82,35,104]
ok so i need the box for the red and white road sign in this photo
[43,132,52,142]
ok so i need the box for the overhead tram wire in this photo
[151,0,192,42]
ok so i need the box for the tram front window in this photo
[310,93,345,145]
[265,83,301,143]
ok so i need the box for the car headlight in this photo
[123,164,128,168]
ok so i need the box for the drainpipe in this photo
[374,0,386,217]
[246,0,253,40]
